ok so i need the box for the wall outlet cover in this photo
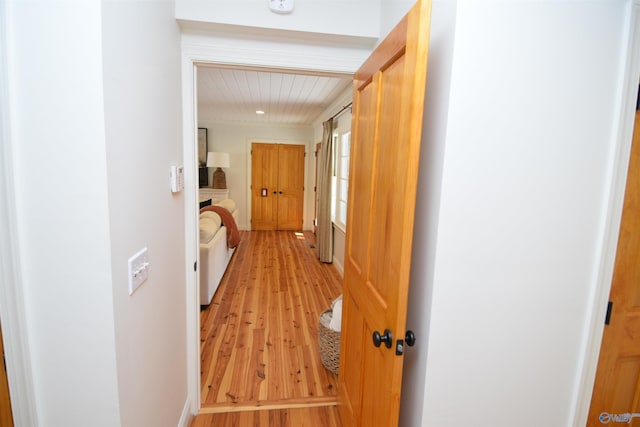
[128,247,149,295]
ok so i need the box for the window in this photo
[336,132,350,228]
[329,111,351,232]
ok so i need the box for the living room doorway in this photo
[185,47,357,411]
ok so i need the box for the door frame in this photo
[180,28,364,414]
[0,2,39,425]
[573,2,640,425]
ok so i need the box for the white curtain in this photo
[316,119,334,263]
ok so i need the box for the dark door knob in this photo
[405,330,416,347]
[273,191,277,194]
[372,329,393,348]
[279,191,283,194]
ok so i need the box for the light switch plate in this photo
[128,247,149,295]
[269,0,294,14]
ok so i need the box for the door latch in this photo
[395,330,416,356]
[605,301,613,325]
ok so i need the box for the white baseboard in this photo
[332,255,344,277]
[177,397,193,427]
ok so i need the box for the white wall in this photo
[6,1,121,424]
[420,2,628,426]
[176,0,380,43]
[378,0,417,46]
[5,1,188,426]
[198,120,314,230]
[0,2,38,425]
[102,2,188,426]
[398,2,456,426]
[332,226,346,276]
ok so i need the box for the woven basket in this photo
[318,309,340,375]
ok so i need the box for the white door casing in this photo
[180,27,370,413]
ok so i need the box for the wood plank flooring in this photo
[191,406,342,427]
[198,231,343,416]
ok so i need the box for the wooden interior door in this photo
[251,142,304,231]
[0,324,14,427]
[587,108,640,426]
[338,1,431,426]
[251,143,279,230]
[276,144,305,230]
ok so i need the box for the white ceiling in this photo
[197,66,353,126]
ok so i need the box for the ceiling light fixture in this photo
[256,110,265,115]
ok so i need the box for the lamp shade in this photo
[206,152,230,168]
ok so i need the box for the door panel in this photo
[338,1,431,426]
[370,55,406,302]
[277,144,305,230]
[588,109,640,425]
[340,291,365,426]
[251,143,279,230]
[348,82,377,273]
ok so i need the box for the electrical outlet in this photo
[128,247,149,295]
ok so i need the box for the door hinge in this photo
[605,301,613,325]
[193,261,197,272]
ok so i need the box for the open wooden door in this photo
[337,1,431,426]
[587,107,640,425]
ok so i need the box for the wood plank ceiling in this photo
[197,66,352,125]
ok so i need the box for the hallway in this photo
[198,231,343,416]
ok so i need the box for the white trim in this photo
[181,31,368,416]
[331,254,344,277]
[177,397,193,427]
[182,49,201,416]
[181,30,368,77]
[571,2,640,425]
[0,1,38,424]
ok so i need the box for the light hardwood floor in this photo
[195,230,343,425]
[191,406,342,427]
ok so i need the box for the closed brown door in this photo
[587,108,640,425]
[251,143,304,231]
[0,324,14,427]
[338,1,431,426]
